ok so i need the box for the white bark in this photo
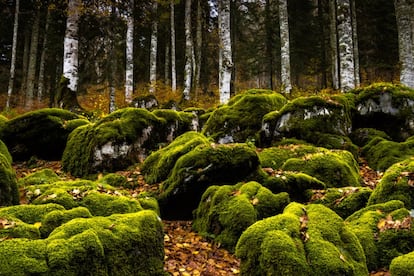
[329,0,339,89]
[218,0,233,104]
[279,0,292,93]
[336,0,356,92]
[395,0,414,88]
[26,8,40,108]
[183,0,193,101]
[6,0,19,108]
[125,0,134,103]
[149,0,158,93]
[170,0,177,92]
[63,0,81,93]
[350,0,360,87]
[38,7,51,102]
[195,0,202,98]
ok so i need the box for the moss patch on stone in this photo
[158,143,261,219]
[203,89,287,143]
[390,251,414,276]
[368,159,414,208]
[350,128,391,147]
[235,202,368,276]
[18,168,61,187]
[193,181,290,251]
[0,152,19,206]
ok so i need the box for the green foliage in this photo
[193,181,290,252]
[390,251,414,276]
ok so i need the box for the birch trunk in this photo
[6,0,19,108]
[26,8,40,108]
[183,0,193,101]
[194,0,202,98]
[170,0,177,92]
[63,0,81,93]
[38,7,51,102]
[108,6,117,113]
[279,0,292,93]
[329,0,339,89]
[336,0,355,92]
[350,0,360,86]
[218,0,233,104]
[125,0,134,103]
[149,0,158,93]
[394,0,414,88]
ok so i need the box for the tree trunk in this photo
[38,7,52,103]
[350,0,360,87]
[329,0,340,89]
[336,0,356,92]
[170,0,177,93]
[165,41,170,86]
[183,0,193,101]
[26,8,41,108]
[265,0,274,90]
[149,0,158,93]
[194,0,203,99]
[218,0,233,104]
[108,6,117,113]
[279,0,292,93]
[394,0,414,88]
[125,0,134,103]
[63,0,81,93]
[6,0,19,109]
[21,28,30,95]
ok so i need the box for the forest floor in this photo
[13,159,388,276]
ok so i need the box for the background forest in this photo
[0,0,406,114]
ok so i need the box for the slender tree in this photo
[170,0,177,92]
[394,0,414,88]
[279,0,292,93]
[26,7,41,108]
[194,0,203,98]
[38,6,52,102]
[6,0,19,109]
[329,0,339,89]
[350,0,360,87]
[149,0,158,93]
[218,0,233,104]
[183,0,193,100]
[125,0,134,103]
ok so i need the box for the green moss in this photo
[362,136,414,171]
[235,202,367,276]
[136,194,160,215]
[368,159,414,208]
[314,133,359,157]
[64,118,90,132]
[0,152,19,206]
[390,251,414,276]
[97,173,129,188]
[0,108,83,161]
[158,143,261,219]
[0,203,65,224]
[0,140,12,164]
[309,187,372,219]
[193,181,290,251]
[141,131,210,184]
[18,168,61,187]
[350,128,391,147]
[0,216,40,239]
[203,89,287,143]
[152,109,195,142]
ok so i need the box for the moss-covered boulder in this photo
[350,128,391,147]
[0,210,165,275]
[390,251,414,276]
[141,131,210,184]
[130,94,159,110]
[183,107,206,131]
[368,159,414,208]
[63,108,195,177]
[260,94,354,147]
[235,202,368,276]
[308,187,372,218]
[97,173,130,188]
[346,200,414,270]
[352,82,414,141]
[0,149,19,206]
[362,136,414,171]
[203,89,287,143]
[18,168,61,187]
[158,143,261,219]
[0,108,85,161]
[193,181,290,251]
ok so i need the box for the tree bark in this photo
[125,0,134,103]
[265,0,274,90]
[170,0,177,93]
[63,0,81,93]
[38,7,52,103]
[350,0,360,87]
[183,0,193,101]
[149,0,158,93]
[394,0,414,88]
[336,0,356,92]
[329,0,340,89]
[279,0,292,93]
[6,0,19,109]
[218,0,233,104]
[26,8,41,108]
[194,0,203,99]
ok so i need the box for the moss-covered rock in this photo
[158,143,261,219]
[260,94,354,147]
[352,82,414,141]
[362,136,414,171]
[18,168,61,187]
[235,202,368,276]
[141,131,210,184]
[368,159,414,208]
[0,108,84,160]
[346,200,414,271]
[0,210,165,275]
[308,187,372,218]
[203,89,287,143]
[152,109,197,143]
[193,181,290,251]
[0,139,12,165]
[62,107,176,177]
[97,173,129,188]
[350,128,391,147]
[390,251,414,276]
[0,203,65,224]
[0,151,19,206]
[130,94,159,110]
[183,107,206,131]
